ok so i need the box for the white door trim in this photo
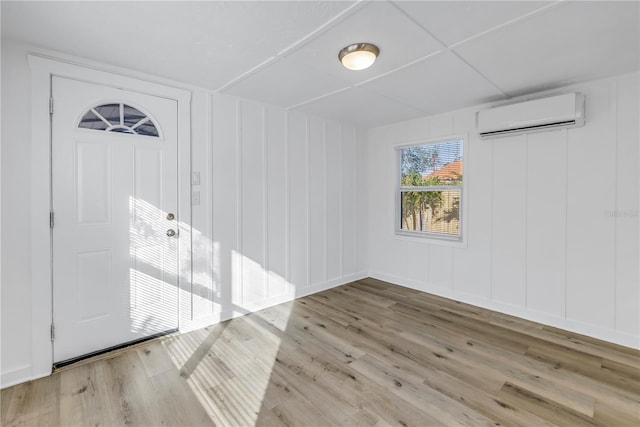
[29,54,192,380]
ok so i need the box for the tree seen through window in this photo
[398,139,463,238]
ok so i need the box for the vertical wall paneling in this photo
[406,241,428,285]
[365,128,386,275]
[211,94,240,315]
[428,245,453,289]
[262,107,269,301]
[235,101,243,306]
[385,125,407,279]
[491,135,527,307]
[340,127,345,278]
[308,118,326,286]
[355,129,369,274]
[266,108,288,298]
[566,83,616,328]
[326,121,342,281]
[365,74,639,347]
[1,43,32,381]
[288,112,309,290]
[452,134,492,298]
[206,94,214,319]
[192,92,213,320]
[342,126,357,276]
[611,80,619,335]
[614,75,639,335]
[388,238,408,281]
[525,130,567,317]
[240,101,266,306]
[285,112,291,285]
[209,98,363,313]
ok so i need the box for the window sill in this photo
[393,230,468,249]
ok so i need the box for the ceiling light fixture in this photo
[338,43,379,71]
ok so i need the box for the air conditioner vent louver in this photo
[476,92,584,139]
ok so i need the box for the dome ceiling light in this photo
[338,43,380,71]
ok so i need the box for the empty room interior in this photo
[1,1,639,426]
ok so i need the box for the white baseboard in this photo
[292,272,369,299]
[1,365,39,389]
[369,271,639,350]
[179,272,368,333]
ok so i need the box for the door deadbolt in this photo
[166,213,175,220]
[166,229,176,237]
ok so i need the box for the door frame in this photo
[29,54,192,380]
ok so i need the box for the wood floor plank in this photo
[495,318,639,367]
[269,393,335,427]
[601,357,640,382]
[147,369,215,426]
[465,337,639,416]
[1,374,60,427]
[2,279,639,426]
[496,382,602,427]
[421,364,556,427]
[350,353,498,426]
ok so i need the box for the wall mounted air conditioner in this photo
[476,92,585,139]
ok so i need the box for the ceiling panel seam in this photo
[216,0,368,93]
[354,50,443,87]
[448,51,509,98]
[390,0,511,98]
[358,85,430,115]
[447,1,567,50]
[286,86,353,110]
[447,1,568,98]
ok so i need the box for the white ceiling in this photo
[2,1,638,127]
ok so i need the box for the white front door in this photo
[52,76,179,363]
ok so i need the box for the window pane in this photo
[77,103,160,138]
[134,121,159,137]
[110,127,135,134]
[93,103,121,126]
[79,110,108,131]
[400,190,460,236]
[401,140,463,187]
[123,105,146,127]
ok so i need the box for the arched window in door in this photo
[78,103,160,137]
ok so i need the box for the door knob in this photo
[166,213,175,220]
[166,229,176,237]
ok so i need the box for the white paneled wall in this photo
[367,73,639,348]
[525,130,566,318]
[0,41,33,385]
[615,77,640,334]
[0,39,634,388]
[0,42,367,386]
[188,94,366,327]
[491,135,527,307]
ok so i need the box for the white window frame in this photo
[395,136,468,246]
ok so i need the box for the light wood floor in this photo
[2,278,639,426]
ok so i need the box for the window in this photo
[397,138,463,241]
[78,103,160,137]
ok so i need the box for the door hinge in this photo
[50,211,54,229]
[50,324,55,342]
[49,97,54,115]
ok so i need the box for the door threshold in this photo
[53,329,178,372]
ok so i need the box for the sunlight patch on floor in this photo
[163,257,295,426]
